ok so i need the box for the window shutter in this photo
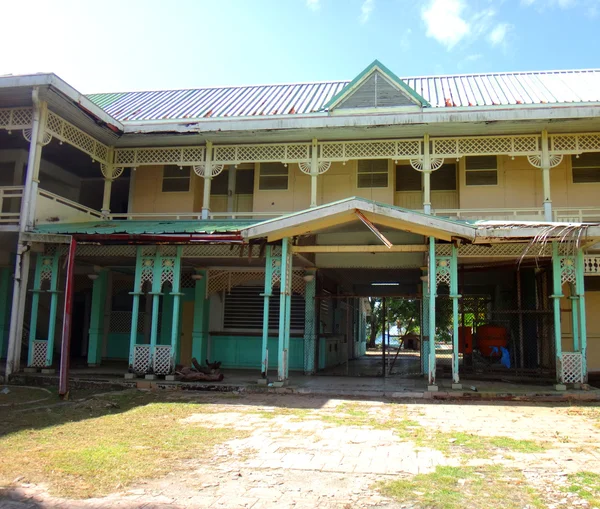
[572,154,600,183]
[259,163,288,190]
[431,163,457,191]
[357,159,389,188]
[235,169,255,194]
[395,164,421,191]
[162,165,191,192]
[465,156,497,186]
[211,169,229,195]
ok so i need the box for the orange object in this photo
[458,326,473,354]
[477,325,508,357]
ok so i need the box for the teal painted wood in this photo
[108,333,143,359]
[551,242,564,383]
[191,269,208,363]
[0,267,10,358]
[278,239,292,381]
[261,246,273,376]
[27,255,44,367]
[210,335,304,370]
[149,251,162,362]
[577,249,588,380]
[45,253,61,367]
[128,246,144,367]
[569,283,580,352]
[87,270,108,365]
[303,273,316,374]
[428,237,437,385]
[450,245,460,384]
[169,246,183,368]
[160,292,173,345]
[422,278,430,375]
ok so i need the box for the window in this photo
[211,169,229,195]
[236,169,255,194]
[572,153,600,183]
[259,163,288,190]
[431,163,457,191]
[358,159,388,188]
[395,164,421,191]
[223,285,305,331]
[161,165,191,192]
[465,156,497,186]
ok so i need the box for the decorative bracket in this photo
[409,157,444,172]
[298,160,332,175]
[193,163,225,178]
[527,154,563,168]
[100,164,124,181]
[23,129,52,146]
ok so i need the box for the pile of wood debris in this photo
[176,358,224,382]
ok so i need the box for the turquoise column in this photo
[303,270,316,374]
[87,270,108,366]
[160,292,174,345]
[551,242,564,385]
[27,255,44,367]
[422,273,430,376]
[428,237,437,386]
[569,283,580,352]
[576,248,588,382]
[450,245,461,386]
[128,246,144,368]
[169,246,183,368]
[45,252,61,367]
[0,267,11,358]
[148,251,164,367]
[277,239,291,382]
[191,269,208,363]
[260,247,273,377]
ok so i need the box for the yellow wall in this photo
[560,283,600,373]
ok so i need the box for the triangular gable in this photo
[323,60,430,111]
[241,197,475,242]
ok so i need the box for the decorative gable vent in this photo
[337,71,416,109]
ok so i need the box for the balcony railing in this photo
[107,211,287,221]
[0,186,24,228]
[36,189,103,224]
[433,207,545,222]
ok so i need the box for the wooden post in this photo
[58,238,76,398]
[169,246,183,368]
[551,242,564,388]
[191,269,208,363]
[128,247,144,369]
[303,273,316,374]
[201,141,213,220]
[0,267,10,358]
[45,252,61,368]
[277,239,291,383]
[260,247,273,380]
[87,270,108,366]
[423,134,432,215]
[27,254,44,367]
[541,130,552,221]
[576,249,588,382]
[310,138,318,208]
[450,244,461,387]
[428,237,437,387]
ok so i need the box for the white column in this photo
[227,164,237,213]
[201,141,213,220]
[540,130,552,221]
[310,138,318,208]
[423,134,432,215]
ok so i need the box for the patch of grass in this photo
[380,465,545,509]
[565,471,600,507]
[0,393,246,498]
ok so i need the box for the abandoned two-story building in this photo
[1,60,600,391]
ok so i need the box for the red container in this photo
[477,325,508,357]
[458,326,473,354]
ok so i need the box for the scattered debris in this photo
[176,358,224,382]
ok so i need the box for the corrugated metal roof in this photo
[33,220,254,235]
[87,69,600,122]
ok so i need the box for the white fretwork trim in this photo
[584,255,600,275]
[31,340,48,368]
[298,161,332,175]
[432,135,540,158]
[75,244,277,259]
[435,258,452,287]
[560,257,577,284]
[153,345,174,375]
[46,111,110,164]
[114,146,206,167]
[409,157,444,171]
[0,107,33,131]
[23,129,52,146]
[562,352,584,384]
[436,244,554,257]
[319,139,421,161]
[133,345,151,373]
[527,154,564,168]
[550,133,600,155]
[193,163,225,178]
[213,143,311,165]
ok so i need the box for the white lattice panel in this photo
[213,143,311,164]
[153,345,174,375]
[46,111,110,164]
[560,257,577,284]
[77,245,137,257]
[435,258,452,287]
[114,146,206,167]
[319,139,421,161]
[436,244,554,258]
[133,344,151,373]
[30,340,47,368]
[584,256,600,275]
[550,133,600,154]
[182,244,261,258]
[0,107,33,130]
[562,352,584,384]
[432,135,540,158]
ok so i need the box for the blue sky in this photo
[2,0,599,93]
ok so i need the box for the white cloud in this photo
[306,0,320,11]
[399,28,412,52]
[360,0,375,24]
[465,53,483,62]
[421,0,470,50]
[488,23,512,46]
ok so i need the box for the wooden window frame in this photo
[357,159,389,189]
[571,154,600,184]
[258,162,289,191]
[465,156,498,187]
[161,165,191,193]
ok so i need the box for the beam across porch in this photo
[292,244,427,253]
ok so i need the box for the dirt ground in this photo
[2,391,600,508]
